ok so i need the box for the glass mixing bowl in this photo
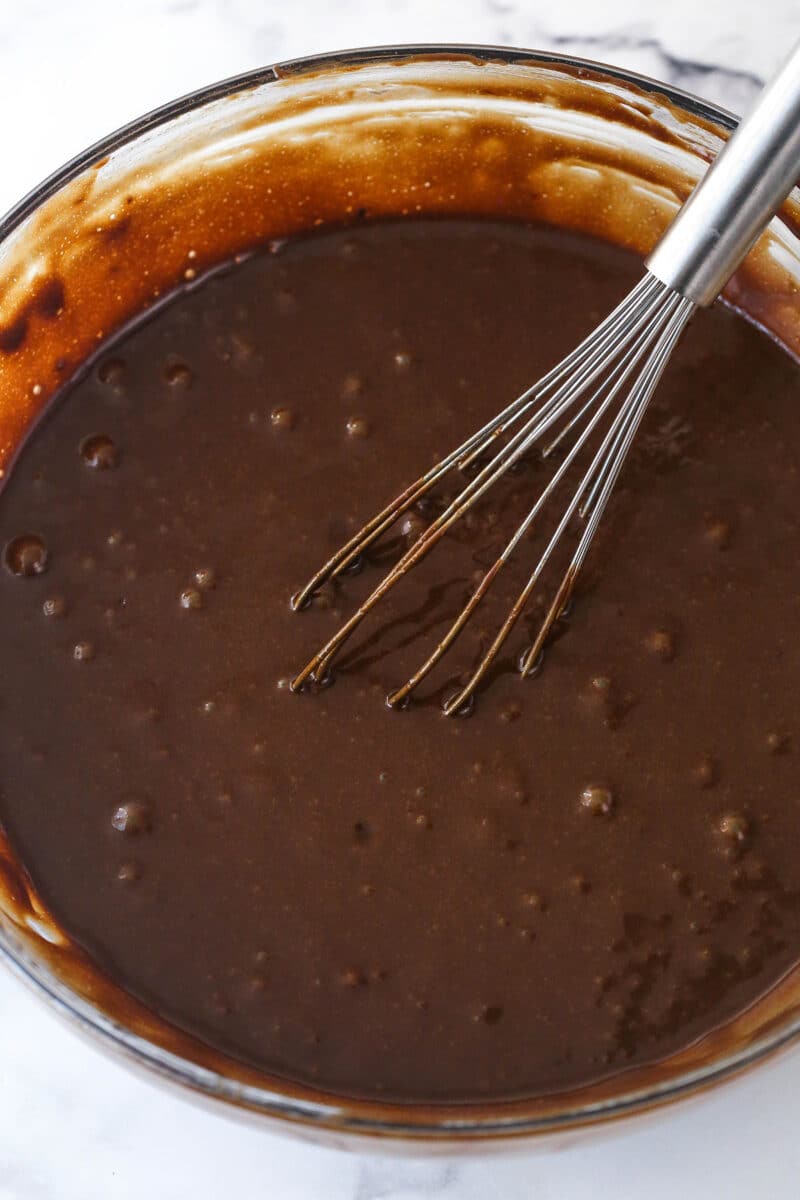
[0,44,799,1151]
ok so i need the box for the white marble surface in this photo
[2,1,800,1196]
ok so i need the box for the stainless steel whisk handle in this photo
[647,39,800,307]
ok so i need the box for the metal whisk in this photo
[292,42,800,714]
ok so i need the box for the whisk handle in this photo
[646,39,800,307]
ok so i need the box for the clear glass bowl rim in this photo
[1,41,796,1143]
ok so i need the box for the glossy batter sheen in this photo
[1,220,799,1103]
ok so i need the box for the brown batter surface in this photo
[1,219,799,1102]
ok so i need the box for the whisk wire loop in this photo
[291,275,695,707]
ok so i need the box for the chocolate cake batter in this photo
[1,219,799,1103]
